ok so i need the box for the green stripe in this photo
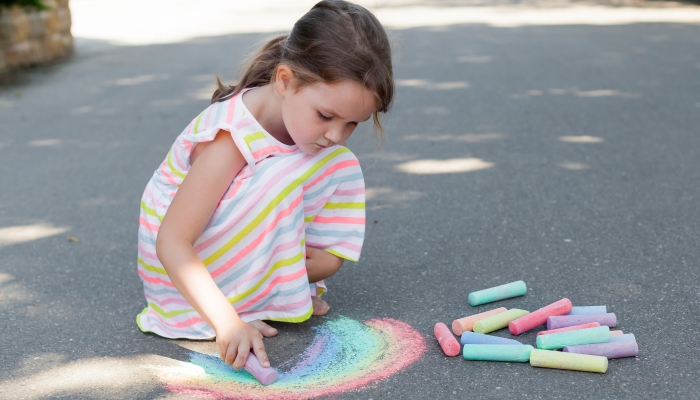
[304,215,316,223]
[167,150,186,179]
[268,306,313,323]
[323,202,365,210]
[138,257,167,275]
[227,251,304,304]
[244,131,267,146]
[140,201,163,222]
[203,147,350,266]
[193,110,206,134]
[326,249,358,262]
[148,301,192,318]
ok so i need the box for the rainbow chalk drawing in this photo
[159,317,426,399]
[468,281,527,306]
[452,307,508,335]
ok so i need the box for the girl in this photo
[135,0,393,372]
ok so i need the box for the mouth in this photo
[316,144,328,149]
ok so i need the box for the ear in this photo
[274,64,295,98]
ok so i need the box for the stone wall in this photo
[0,0,73,76]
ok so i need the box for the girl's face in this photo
[276,68,378,154]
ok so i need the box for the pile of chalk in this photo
[434,280,638,373]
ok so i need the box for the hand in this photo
[216,318,269,370]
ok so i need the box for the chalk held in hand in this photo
[468,280,527,306]
[547,313,617,330]
[460,331,523,346]
[530,349,608,373]
[244,353,278,385]
[563,340,639,359]
[508,298,572,335]
[537,322,601,336]
[568,306,607,315]
[452,307,508,335]
[434,322,461,356]
[463,344,534,362]
[536,326,610,350]
[473,309,529,334]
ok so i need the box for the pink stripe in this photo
[138,243,158,260]
[332,187,365,197]
[236,267,308,311]
[159,160,181,186]
[226,95,238,124]
[181,139,194,153]
[310,216,365,224]
[185,116,196,134]
[194,156,311,254]
[207,194,303,278]
[306,240,362,253]
[171,145,188,174]
[251,145,297,159]
[234,117,255,129]
[154,296,193,308]
[139,216,160,233]
[304,194,333,213]
[146,309,205,329]
[138,269,174,286]
[144,186,168,209]
[248,296,310,313]
[203,103,213,128]
[223,178,244,200]
[303,159,359,191]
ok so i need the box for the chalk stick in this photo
[508,298,572,335]
[568,306,607,315]
[452,307,508,335]
[244,353,278,385]
[530,349,608,373]
[609,330,623,336]
[473,309,530,334]
[463,344,534,362]
[547,313,617,330]
[536,326,610,350]
[609,333,635,343]
[460,331,524,346]
[563,340,638,359]
[537,322,600,336]
[468,280,527,306]
[434,322,461,356]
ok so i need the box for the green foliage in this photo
[0,0,48,11]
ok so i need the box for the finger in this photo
[225,341,238,366]
[233,339,250,370]
[251,336,270,368]
[217,338,227,361]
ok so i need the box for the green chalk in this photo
[530,349,608,373]
[468,280,527,306]
[463,344,534,362]
[473,309,530,334]
[536,326,610,350]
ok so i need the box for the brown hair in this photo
[212,0,393,141]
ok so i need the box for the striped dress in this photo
[136,90,365,339]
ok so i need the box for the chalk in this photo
[463,344,534,362]
[568,306,607,315]
[530,349,608,373]
[473,309,530,334]
[609,333,635,343]
[609,330,623,336]
[452,307,508,335]
[563,340,638,359]
[537,322,601,336]
[508,298,572,335]
[244,353,278,385]
[547,313,617,330]
[536,326,610,350]
[467,280,527,306]
[434,322,461,356]
[460,331,524,346]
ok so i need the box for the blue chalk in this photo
[609,333,636,343]
[568,306,607,315]
[460,331,523,346]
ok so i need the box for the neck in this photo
[241,85,294,145]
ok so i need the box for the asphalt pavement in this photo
[1,4,700,399]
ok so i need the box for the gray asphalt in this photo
[1,15,700,400]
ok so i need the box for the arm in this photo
[156,129,269,369]
[305,247,344,282]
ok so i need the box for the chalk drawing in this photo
[154,316,425,399]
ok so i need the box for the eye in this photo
[317,111,332,122]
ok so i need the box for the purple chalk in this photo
[609,333,635,343]
[547,313,617,330]
[460,331,524,346]
[244,353,278,385]
[563,340,638,359]
[568,306,607,315]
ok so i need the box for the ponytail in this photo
[211,35,287,104]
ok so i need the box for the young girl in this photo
[136,0,393,372]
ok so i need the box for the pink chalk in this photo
[508,298,572,335]
[244,352,278,385]
[434,322,461,356]
[610,330,623,337]
[547,313,617,330]
[451,307,508,335]
[537,322,601,336]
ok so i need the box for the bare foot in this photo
[248,320,278,337]
[312,296,330,316]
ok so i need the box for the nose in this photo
[324,127,343,145]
